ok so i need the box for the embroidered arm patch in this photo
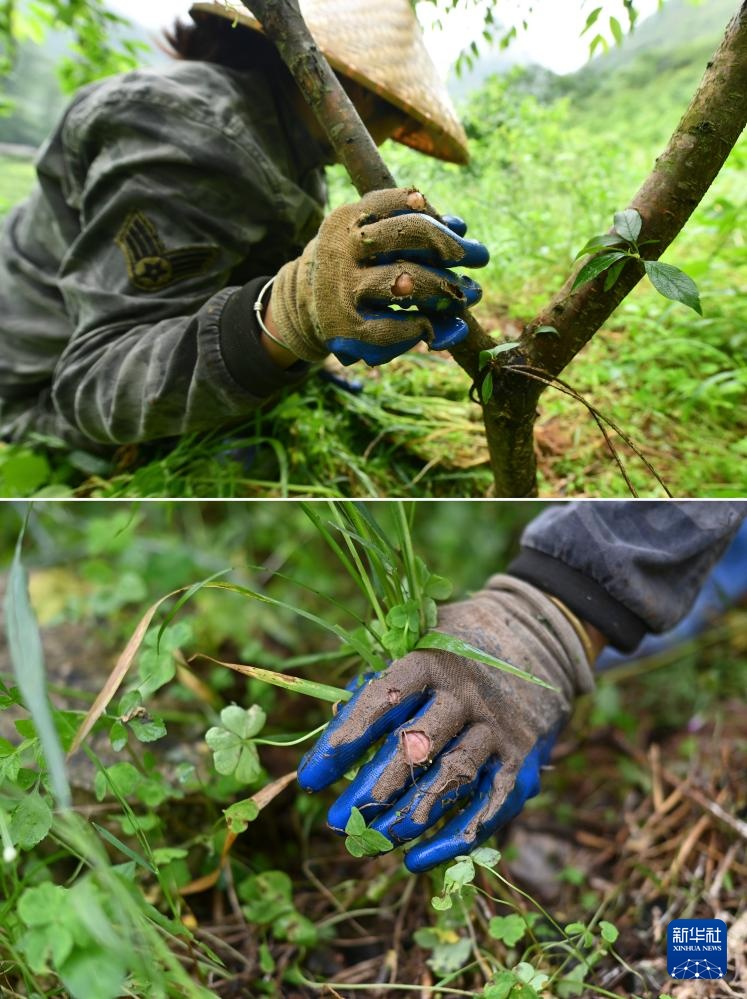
[115,211,220,292]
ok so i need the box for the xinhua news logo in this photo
[667,918,728,980]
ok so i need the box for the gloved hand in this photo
[269,187,489,366]
[297,576,594,872]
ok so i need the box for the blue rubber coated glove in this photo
[298,576,595,872]
[269,188,489,367]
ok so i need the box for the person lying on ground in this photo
[297,500,747,872]
[0,0,487,451]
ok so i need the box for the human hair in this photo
[163,12,290,76]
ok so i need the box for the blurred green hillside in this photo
[0,18,160,146]
[448,0,736,98]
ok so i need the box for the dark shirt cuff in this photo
[508,548,647,652]
[219,277,310,396]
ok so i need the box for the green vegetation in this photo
[0,156,35,216]
[1,501,744,997]
[0,0,744,497]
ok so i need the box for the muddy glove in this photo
[297,575,594,872]
[270,187,489,366]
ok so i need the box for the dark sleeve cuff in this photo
[218,277,310,396]
[508,548,647,652]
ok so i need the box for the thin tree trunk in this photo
[245,0,747,497]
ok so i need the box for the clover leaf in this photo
[344,807,394,858]
[205,704,266,783]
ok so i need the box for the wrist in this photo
[259,296,301,369]
[252,275,302,368]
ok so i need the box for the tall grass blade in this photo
[417,632,559,691]
[190,654,350,704]
[69,587,186,755]
[4,520,71,808]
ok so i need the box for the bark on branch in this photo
[244,0,747,497]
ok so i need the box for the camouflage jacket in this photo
[509,500,746,650]
[0,60,327,447]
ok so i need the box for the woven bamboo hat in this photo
[189,0,469,164]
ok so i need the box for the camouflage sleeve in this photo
[508,501,746,649]
[51,81,311,444]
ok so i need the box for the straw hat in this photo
[189,0,469,164]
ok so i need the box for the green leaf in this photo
[20,925,73,974]
[259,942,275,974]
[109,720,128,751]
[472,846,501,868]
[609,15,623,45]
[275,909,318,947]
[152,847,188,865]
[572,251,628,291]
[344,807,393,857]
[564,922,586,935]
[220,703,266,739]
[136,646,176,697]
[479,341,520,369]
[534,325,559,337]
[128,715,167,743]
[489,914,527,947]
[581,7,602,35]
[94,761,142,802]
[417,632,558,691]
[515,961,548,988]
[225,798,260,834]
[59,948,127,999]
[381,628,413,659]
[574,233,626,259]
[0,450,51,497]
[118,690,141,717]
[603,257,627,291]
[18,883,69,927]
[481,370,494,403]
[11,793,53,849]
[205,705,265,783]
[415,930,472,975]
[644,260,702,314]
[431,893,453,910]
[613,208,642,242]
[484,971,519,998]
[589,32,608,57]
[345,806,366,836]
[424,575,452,601]
[600,920,619,943]
[444,855,475,890]
[238,870,293,925]
[4,522,71,809]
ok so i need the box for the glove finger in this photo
[297,668,429,792]
[428,313,469,351]
[357,213,490,269]
[326,312,468,367]
[355,263,482,313]
[442,215,468,237]
[370,723,493,843]
[328,334,422,367]
[355,187,440,225]
[403,740,549,873]
[326,691,468,832]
